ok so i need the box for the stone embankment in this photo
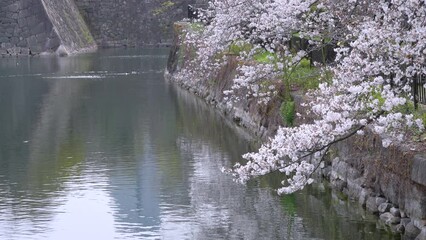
[0,0,60,55]
[74,0,198,48]
[0,0,204,56]
[165,22,426,240]
[41,0,97,56]
[0,0,96,56]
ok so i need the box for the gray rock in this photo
[321,166,331,178]
[379,203,392,213]
[401,210,407,218]
[406,221,421,239]
[359,188,372,207]
[366,196,379,213]
[414,220,426,229]
[331,178,347,192]
[390,207,401,217]
[396,224,405,233]
[411,155,426,186]
[56,45,68,57]
[416,227,426,240]
[404,186,426,221]
[401,218,411,227]
[6,3,19,13]
[376,197,387,206]
[380,212,401,225]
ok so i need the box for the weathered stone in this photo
[27,35,37,47]
[26,16,37,28]
[18,9,30,19]
[379,203,392,213]
[401,218,411,227]
[5,3,19,13]
[404,186,426,221]
[44,37,59,51]
[17,40,26,47]
[346,177,365,200]
[415,227,426,240]
[406,221,422,239]
[380,212,401,225]
[331,178,347,192]
[1,18,15,24]
[412,155,426,186]
[30,22,45,35]
[358,188,372,207]
[390,207,401,217]
[414,220,426,229]
[18,18,27,29]
[332,157,350,181]
[74,0,195,47]
[321,165,332,178]
[396,224,405,233]
[10,37,18,44]
[55,45,68,57]
[376,197,387,206]
[0,0,100,55]
[366,196,379,213]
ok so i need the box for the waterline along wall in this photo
[165,22,426,240]
[0,0,198,56]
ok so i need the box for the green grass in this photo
[189,22,205,32]
[280,99,296,127]
[253,50,278,63]
[228,41,253,55]
[287,58,322,90]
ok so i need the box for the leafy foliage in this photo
[280,99,296,127]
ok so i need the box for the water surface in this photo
[0,49,398,240]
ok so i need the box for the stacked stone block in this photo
[0,0,60,55]
[74,0,195,47]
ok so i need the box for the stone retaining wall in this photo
[41,0,97,55]
[0,0,200,55]
[75,0,196,47]
[0,0,60,55]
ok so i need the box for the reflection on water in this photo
[0,49,398,239]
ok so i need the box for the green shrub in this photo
[421,112,426,127]
[253,50,278,63]
[280,99,296,127]
[189,22,205,32]
[228,42,253,55]
[287,58,322,90]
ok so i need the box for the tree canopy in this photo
[178,0,426,194]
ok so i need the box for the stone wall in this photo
[165,22,426,240]
[0,0,96,56]
[41,0,97,55]
[0,0,60,55]
[329,134,426,239]
[75,0,200,47]
[0,0,198,55]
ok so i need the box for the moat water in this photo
[0,49,398,239]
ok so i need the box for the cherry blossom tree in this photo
[179,0,426,194]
